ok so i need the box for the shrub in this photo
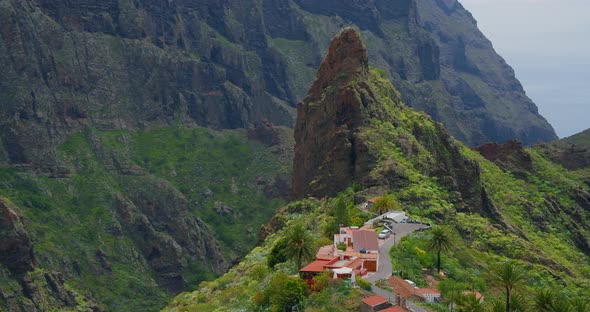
[265,273,308,312]
[357,277,372,291]
[267,239,288,269]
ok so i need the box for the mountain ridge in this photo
[0,0,556,173]
[165,28,589,311]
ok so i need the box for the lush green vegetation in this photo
[165,68,590,312]
[0,126,290,311]
[164,196,373,312]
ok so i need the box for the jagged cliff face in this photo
[294,29,485,221]
[0,0,556,171]
[293,29,373,198]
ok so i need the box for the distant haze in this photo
[460,0,590,138]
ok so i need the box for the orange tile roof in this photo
[352,229,379,251]
[361,295,388,307]
[415,288,440,296]
[346,258,363,269]
[316,245,336,260]
[380,307,406,312]
[387,276,416,299]
[299,260,330,273]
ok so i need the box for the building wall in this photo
[364,260,377,272]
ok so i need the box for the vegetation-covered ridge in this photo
[165,30,590,311]
[0,125,292,311]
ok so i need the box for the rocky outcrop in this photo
[293,29,375,198]
[293,29,483,215]
[0,198,100,311]
[474,140,533,178]
[0,199,35,276]
[536,128,590,170]
[114,178,229,293]
[248,120,281,147]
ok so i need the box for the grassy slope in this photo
[164,70,590,311]
[0,126,290,311]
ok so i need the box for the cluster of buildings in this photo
[299,226,380,285]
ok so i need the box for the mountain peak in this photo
[308,28,369,100]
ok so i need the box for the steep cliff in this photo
[0,0,556,172]
[294,29,483,220]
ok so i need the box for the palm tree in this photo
[426,226,452,274]
[491,261,527,312]
[459,293,485,312]
[285,223,315,270]
[570,298,589,312]
[534,289,555,311]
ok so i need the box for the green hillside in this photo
[0,126,291,311]
[164,30,590,312]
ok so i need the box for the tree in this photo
[267,238,289,269]
[285,223,315,270]
[334,196,350,226]
[426,226,452,274]
[458,293,485,312]
[534,289,555,311]
[371,194,400,215]
[265,273,307,311]
[491,261,527,312]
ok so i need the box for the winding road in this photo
[364,223,431,312]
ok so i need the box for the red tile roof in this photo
[346,258,364,269]
[380,307,406,312]
[387,276,416,299]
[299,260,330,273]
[415,288,440,296]
[316,245,336,260]
[352,229,379,251]
[361,295,388,307]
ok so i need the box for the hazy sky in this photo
[460,0,590,138]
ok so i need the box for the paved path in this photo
[365,223,430,283]
[364,223,431,312]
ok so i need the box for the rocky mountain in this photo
[0,0,556,173]
[0,0,566,310]
[166,28,589,311]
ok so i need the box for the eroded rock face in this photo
[248,120,281,147]
[293,29,483,214]
[474,140,533,178]
[114,178,229,293]
[0,199,100,311]
[0,0,558,172]
[536,128,590,171]
[293,29,374,198]
[0,199,35,276]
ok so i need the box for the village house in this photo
[360,295,392,312]
[333,226,380,271]
[386,276,441,304]
[300,225,382,285]
[362,197,381,210]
